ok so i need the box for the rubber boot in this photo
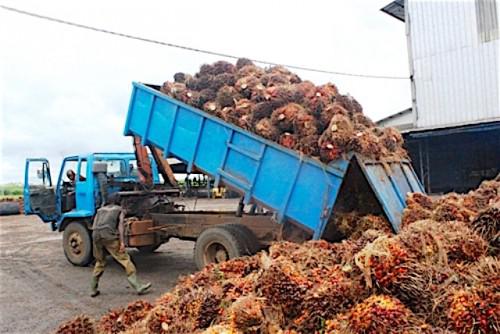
[127,273,152,295]
[90,275,100,297]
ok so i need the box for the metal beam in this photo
[149,146,178,187]
[132,136,153,186]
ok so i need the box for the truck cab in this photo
[23,153,166,265]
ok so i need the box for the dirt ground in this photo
[0,198,241,333]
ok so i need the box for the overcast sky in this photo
[0,0,410,183]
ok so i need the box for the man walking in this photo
[90,193,151,297]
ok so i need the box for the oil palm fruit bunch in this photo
[257,260,311,319]
[335,213,392,240]
[120,300,153,329]
[55,315,95,334]
[397,220,487,265]
[470,203,500,254]
[226,295,266,333]
[98,308,126,334]
[354,236,410,291]
[293,267,362,333]
[345,295,413,334]
[217,256,261,278]
[176,287,222,331]
[447,287,499,334]
[254,118,279,140]
[159,59,408,163]
[145,304,176,334]
[462,256,500,289]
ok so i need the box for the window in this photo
[476,0,499,42]
[128,158,157,180]
[61,160,78,183]
[78,159,87,181]
[96,159,127,178]
[129,160,139,178]
[28,161,52,187]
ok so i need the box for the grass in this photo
[0,183,23,199]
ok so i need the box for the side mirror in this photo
[92,162,108,174]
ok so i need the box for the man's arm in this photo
[118,210,126,252]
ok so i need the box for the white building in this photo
[380,0,499,193]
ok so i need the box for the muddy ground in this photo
[0,198,240,333]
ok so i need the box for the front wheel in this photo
[62,222,93,266]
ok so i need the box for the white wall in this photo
[407,0,499,129]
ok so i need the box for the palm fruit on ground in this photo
[98,307,126,334]
[55,315,95,334]
[120,300,153,329]
[227,295,266,333]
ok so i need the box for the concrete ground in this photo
[0,198,241,333]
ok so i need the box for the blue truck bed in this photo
[124,82,424,238]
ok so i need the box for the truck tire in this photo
[194,226,247,270]
[222,224,262,255]
[63,222,93,266]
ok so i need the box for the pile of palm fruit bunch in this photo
[330,212,394,240]
[401,178,500,255]
[159,59,407,162]
[56,178,499,334]
[55,315,95,334]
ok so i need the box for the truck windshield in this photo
[96,159,127,178]
[129,160,139,178]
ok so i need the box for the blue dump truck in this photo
[24,82,424,270]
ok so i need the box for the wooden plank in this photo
[128,234,155,246]
[128,219,154,235]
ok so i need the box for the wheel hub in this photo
[206,242,229,264]
[68,232,82,255]
[215,249,228,262]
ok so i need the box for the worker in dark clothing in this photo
[66,169,86,185]
[66,170,77,186]
[90,193,151,297]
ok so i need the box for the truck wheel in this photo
[222,224,262,255]
[194,226,246,270]
[63,222,93,266]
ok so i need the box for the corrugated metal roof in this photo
[376,108,413,130]
[376,108,412,123]
[381,0,405,22]
[404,120,500,137]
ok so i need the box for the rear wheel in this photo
[194,225,247,270]
[223,224,262,255]
[63,222,93,266]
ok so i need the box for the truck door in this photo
[24,158,57,222]
[75,158,94,212]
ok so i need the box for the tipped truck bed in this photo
[124,82,424,238]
